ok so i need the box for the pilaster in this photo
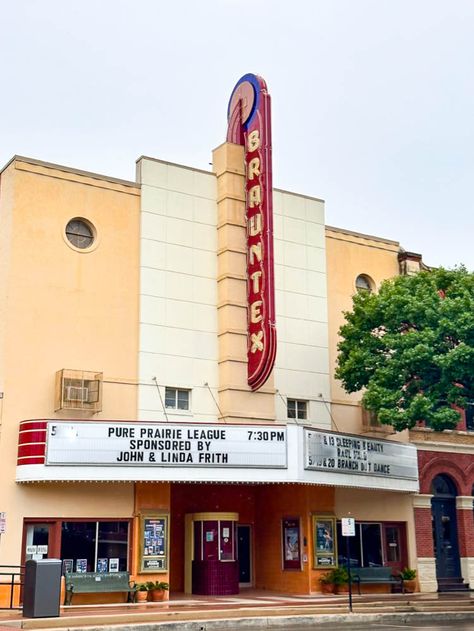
[213,143,275,423]
[460,557,474,589]
[416,557,438,593]
[413,494,436,591]
[456,497,474,563]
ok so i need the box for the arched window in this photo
[431,474,457,497]
[355,274,374,293]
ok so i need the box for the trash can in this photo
[23,559,62,618]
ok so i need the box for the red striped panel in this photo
[18,429,47,444]
[18,420,47,465]
[19,420,48,432]
[17,456,46,465]
[18,443,46,458]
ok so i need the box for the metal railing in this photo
[0,565,24,609]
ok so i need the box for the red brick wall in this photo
[417,450,474,495]
[457,508,474,557]
[414,507,434,557]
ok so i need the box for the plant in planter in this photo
[319,572,335,594]
[147,580,170,602]
[399,567,417,593]
[135,582,149,603]
[327,566,349,594]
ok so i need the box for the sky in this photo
[1,0,473,269]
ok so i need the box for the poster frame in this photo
[138,511,170,574]
[281,516,302,571]
[312,514,337,569]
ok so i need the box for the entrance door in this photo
[185,512,239,595]
[383,524,405,574]
[25,524,51,561]
[237,525,252,585]
[432,497,461,579]
[431,475,461,580]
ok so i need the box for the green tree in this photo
[335,266,474,432]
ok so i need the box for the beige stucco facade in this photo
[325,226,401,436]
[0,148,420,600]
[0,157,140,565]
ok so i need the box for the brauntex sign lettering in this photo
[45,422,287,468]
[227,74,277,390]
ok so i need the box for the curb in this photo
[29,610,474,631]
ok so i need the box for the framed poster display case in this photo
[138,512,169,573]
[312,515,337,568]
[281,517,301,570]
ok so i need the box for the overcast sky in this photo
[2,0,473,269]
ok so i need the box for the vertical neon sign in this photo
[227,74,276,391]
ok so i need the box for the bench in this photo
[350,567,404,595]
[64,571,137,605]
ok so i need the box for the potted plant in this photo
[328,566,349,594]
[135,582,149,603]
[147,580,170,602]
[400,567,417,593]
[319,571,335,594]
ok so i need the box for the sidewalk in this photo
[1,590,474,630]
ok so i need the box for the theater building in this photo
[326,229,474,593]
[0,75,420,603]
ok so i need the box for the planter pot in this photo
[404,579,417,593]
[136,590,149,603]
[149,589,166,602]
[320,582,334,594]
[335,584,349,594]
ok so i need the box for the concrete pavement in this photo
[1,591,474,631]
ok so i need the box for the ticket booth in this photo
[185,512,239,595]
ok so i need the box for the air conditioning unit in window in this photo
[55,369,103,413]
[65,386,89,402]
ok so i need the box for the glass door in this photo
[25,523,50,561]
[383,524,404,574]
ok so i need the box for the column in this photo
[212,142,275,423]
[413,494,437,592]
[456,496,474,588]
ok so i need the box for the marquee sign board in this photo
[45,421,287,468]
[227,73,277,391]
[304,428,418,481]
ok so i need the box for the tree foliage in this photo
[335,266,474,432]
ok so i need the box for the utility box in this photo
[23,559,62,618]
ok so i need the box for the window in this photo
[165,387,190,411]
[466,403,474,431]
[65,218,95,249]
[60,521,129,573]
[336,521,383,568]
[287,399,307,420]
[55,369,103,413]
[355,274,374,293]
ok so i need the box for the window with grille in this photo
[165,387,190,411]
[287,399,307,420]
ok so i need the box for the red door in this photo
[383,524,406,574]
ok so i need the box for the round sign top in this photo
[227,73,267,129]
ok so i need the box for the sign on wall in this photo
[45,421,287,468]
[227,74,277,391]
[139,513,169,573]
[341,517,356,537]
[313,515,337,568]
[305,428,418,481]
[282,517,301,571]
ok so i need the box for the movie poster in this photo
[139,513,169,572]
[282,518,301,570]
